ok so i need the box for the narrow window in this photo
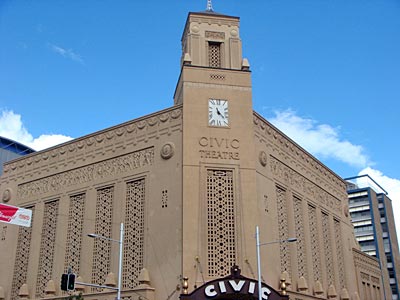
[208,42,221,68]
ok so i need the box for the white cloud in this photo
[49,43,84,64]
[0,110,73,151]
[269,109,370,167]
[357,167,400,239]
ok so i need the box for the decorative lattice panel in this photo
[293,196,307,280]
[308,204,321,282]
[206,169,235,276]
[276,186,291,275]
[334,219,345,288]
[91,186,114,289]
[208,42,221,68]
[162,189,168,208]
[36,201,59,297]
[11,206,34,299]
[123,179,145,288]
[322,212,334,286]
[64,193,86,274]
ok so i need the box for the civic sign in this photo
[0,203,32,227]
[180,265,288,300]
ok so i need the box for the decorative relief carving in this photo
[2,188,12,202]
[4,108,181,175]
[36,200,59,298]
[254,114,345,196]
[322,212,334,286]
[334,219,345,289]
[123,179,145,288]
[191,17,238,28]
[270,156,341,214]
[259,151,267,167]
[353,249,381,276]
[92,187,114,290]
[343,204,349,217]
[360,272,370,281]
[308,204,322,282]
[294,196,307,280]
[17,148,154,200]
[276,186,292,276]
[205,31,225,39]
[11,206,34,300]
[191,24,200,34]
[64,194,85,275]
[160,143,175,159]
[371,276,379,284]
[207,169,236,277]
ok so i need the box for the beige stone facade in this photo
[0,10,391,300]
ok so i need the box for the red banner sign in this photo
[0,203,32,227]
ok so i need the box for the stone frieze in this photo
[270,156,342,214]
[253,113,346,198]
[3,107,181,175]
[17,147,154,200]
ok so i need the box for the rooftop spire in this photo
[206,0,213,12]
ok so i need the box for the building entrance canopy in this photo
[180,266,288,300]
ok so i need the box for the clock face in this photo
[208,99,229,127]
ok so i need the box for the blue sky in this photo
[0,1,399,233]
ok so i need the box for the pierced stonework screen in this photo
[276,186,291,276]
[206,169,236,276]
[208,42,221,68]
[123,179,145,288]
[65,193,85,275]
[11,206,34,299]
[36,200,59,297]
[91,186,114,290]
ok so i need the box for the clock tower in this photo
[174,10,258,288]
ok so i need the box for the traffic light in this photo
[67,273,75,291]
[61,274,68,291]
[60,273,76,291]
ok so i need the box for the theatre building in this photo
[0,7,392,300]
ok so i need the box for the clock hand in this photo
[216,108,225,119]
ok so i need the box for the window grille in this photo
[208,42,221,68]
[322,212,334,285]
[123,179,145,288]
[294,197,307,280]
[91,186,114,290]
[206,169,235,276]
[65,193,85,274]
[276,186,291,275]
[36,201,59,297]
[11,206,34,299]
[308,204,322,282]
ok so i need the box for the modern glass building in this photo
[0,136,35,175]
[346,175,400,300]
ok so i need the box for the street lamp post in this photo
[256,225,296,300]
[88,222,124,300]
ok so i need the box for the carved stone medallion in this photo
[160,142,175,160]
[2,188,12,202]
[259,151,267,167]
